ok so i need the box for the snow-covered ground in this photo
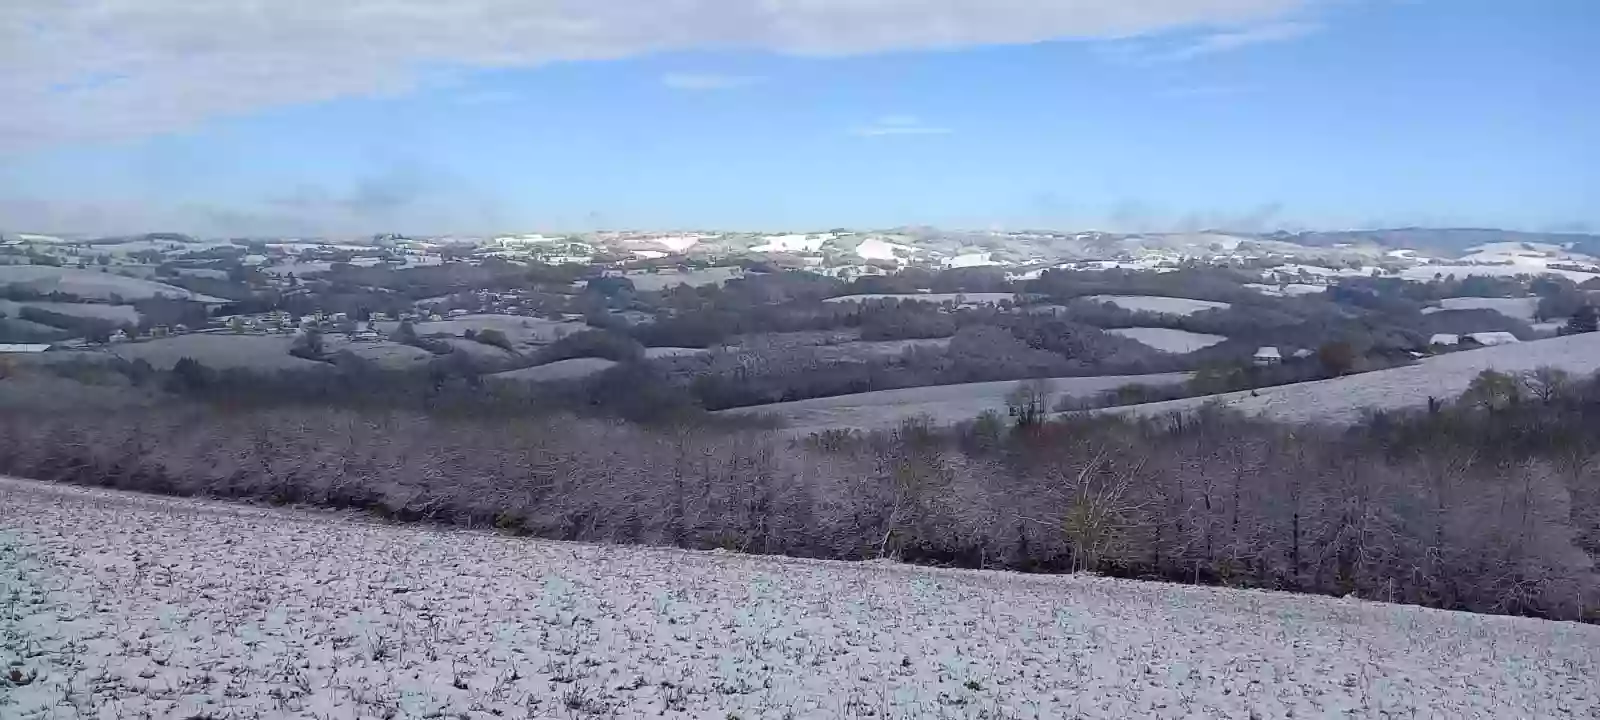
[1108,332,1600,426]
[1244,283,1326,297]
[3,477,1595,720]
[720,373,1191,434]
[1400,263,1600,283]
[943,252,999,268]
[642,346,709,359]
[752,234,831,254]
[651,235,709,253]
[0,266,228,303]
[854,237,916,263]
[322,338,437,368]
[823,293,1014,305]
[1261,264,1380,281]
[1081,295,1231,316]
[85,334,328,371]
[1424,296,1540,321]
[1106,328,1227,353]
[492,357,618,382]
[626,267,744,292]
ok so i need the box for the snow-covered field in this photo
[1425,296,1540,321]
[642,346,709,359]
[1106,328,1227,353]
[1108,332,1600,426]
[720,373,1191,434]
[823,293,1014,305]
[0,266,228,303]
[1081,295,1230,316]
[1400,263,1600,283]
[3,477,1595,719]
[322,338,437,368]
[492,357,618,382]
[626,267,744,292]
[1244,283,1326,297]
[90,334,328,371]
[441,338,517,359]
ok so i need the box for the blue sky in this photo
[1,0,1595,235]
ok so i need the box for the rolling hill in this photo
[719,372,1191,434]
[1104,332,1600,425]
[3,477,1592,719]
[0,266,229,303]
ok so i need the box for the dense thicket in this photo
[2,362,1596,621]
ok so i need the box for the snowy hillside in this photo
[2,478,1594,719]
[1111,332,1600,426]
[721,373,1190,434]
[1081,295,1230,316]
[1105,327,1227,353]
[0,266,228,303]
[492,357,618,382]
[1427,296,1540,321]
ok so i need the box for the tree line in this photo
[1,359,1595,621]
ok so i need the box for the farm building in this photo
[1464,332,1521,347]
[1253,347,1282,366]
[0,343,51,353]
[1435,332,1521,348]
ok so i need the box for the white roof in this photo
[1430,333,1461,346]
[1254,346,1282,359]
[0,343,51,353]
[1467,332,1521,346]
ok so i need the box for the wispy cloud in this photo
[661,73,763,91]
[852,115,953,137]
[1,0,1312,152]
[1160,21,1318,61]
[1098,20,1317,66]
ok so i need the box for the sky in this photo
[1,0,1595,236]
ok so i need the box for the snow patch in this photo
[1082,295,1231,316]
[1106,327,1227,353]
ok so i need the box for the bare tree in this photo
[1005,377,1056,428]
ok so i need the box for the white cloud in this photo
[852,115,953,136]
[1110,20,1318,64]
[661,73,763,91]
[1,0,1312,152]
[1161,21,1318,60]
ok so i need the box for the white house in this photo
[1429,333,1460,346]
[1253,346,1282,365]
